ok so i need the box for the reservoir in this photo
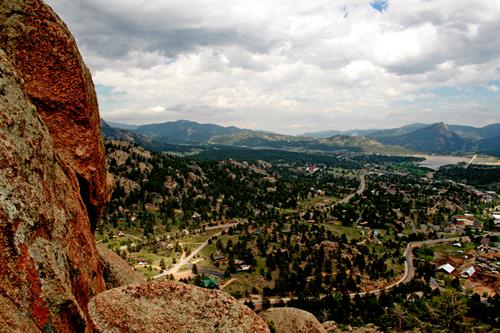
[416,155,471,170]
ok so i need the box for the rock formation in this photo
[0,1,270,332]
[88,280,270,333]
[0,0,108,331]
[97,245,144,289]
[260,307,327,333]
[0,48,105,331]
[0,0,109,231]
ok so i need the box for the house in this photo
[202,276,219,289]
[437,263,455,274]
[213,255,228,263]
[239,265,252,272]
[452,215,476,227]
[460,266,476,278]
[492,212,500,222]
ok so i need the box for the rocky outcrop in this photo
[97,245,144,289]
[0,48,105,331]
[0,0,109,231]
[0,0,108,331]
[1,1,275,333]
[89,280,270,333]
[260,307,327,333]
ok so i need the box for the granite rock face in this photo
[260,307,327,333]
[0,0,109,231]
[0,49,105,332]
[0,0,108,331]
[97,245,145,289]
[89,280,270,333]
[0,1,273,332]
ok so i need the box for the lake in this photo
[416,155,471,170]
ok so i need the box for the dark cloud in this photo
[49,0,275,66]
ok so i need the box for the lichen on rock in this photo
[97,244,145,289]
[0,0,109,330]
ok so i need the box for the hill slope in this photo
[135,119,241,143]
[377,123,466,153]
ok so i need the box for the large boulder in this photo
[89,280,270,333]
[97,244,145,289]
[0,48,105,332]
[260,307,327,333]
[0,0,108,331]
[0,0,109,230]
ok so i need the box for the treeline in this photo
[437,165,500,194]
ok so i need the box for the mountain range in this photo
[102,119,500,156]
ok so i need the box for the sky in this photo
[46,0,500,134]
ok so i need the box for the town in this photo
[98,139,500,331]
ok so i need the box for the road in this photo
[153,221,241,279]
[241,235,469,306]
[205,222,240,230]
[338,172,366,205]
[352,236,469,296]
[466,154,478,168]
[154,232,221,279]
[96,233,143,244]
[220,278,238,290]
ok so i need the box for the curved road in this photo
[241,235,470,306]
[337,172,366,205]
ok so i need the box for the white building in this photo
[437,263,455,274]
[460,266,475,278]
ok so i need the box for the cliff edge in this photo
[0,1,269,332]
[0,0,109,331]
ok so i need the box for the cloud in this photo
[46,0,500,133]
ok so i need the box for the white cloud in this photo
[46,0,500,133]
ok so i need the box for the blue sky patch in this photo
[371,0,388,13]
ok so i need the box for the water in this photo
[417,155,470,170]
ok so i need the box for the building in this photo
[492,212,500,228]
[452,215,476,227]
[202,276,219,289]
[437,263,455,274]
[460,266,475,278]
[238,265,252,272]
[213,255,228,263]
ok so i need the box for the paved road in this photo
[466,154,478,168]
[338,172,366,205]
[241,235,469,306]
[352,236,469,297]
